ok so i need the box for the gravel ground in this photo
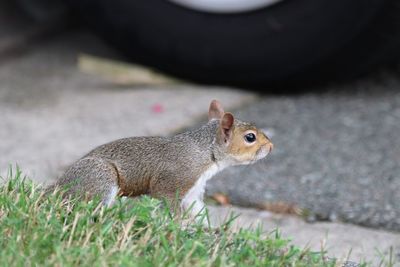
[207,73,400,232]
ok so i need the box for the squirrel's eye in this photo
[244,133,256,143]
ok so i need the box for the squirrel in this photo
[48,100,273,219]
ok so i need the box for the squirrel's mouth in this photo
[269,143,274,152]
[254,145,270,162]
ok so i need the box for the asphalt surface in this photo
[208,75,400,231]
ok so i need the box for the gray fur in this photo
[51,119,230,205]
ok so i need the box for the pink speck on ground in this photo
[151,103,165,113]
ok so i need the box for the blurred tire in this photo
[16,0,68,22]
[67,0,400,88]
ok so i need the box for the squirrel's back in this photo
[87,119,219,171]
[59,120,219,198]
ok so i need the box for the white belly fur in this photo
[181,163,223,215]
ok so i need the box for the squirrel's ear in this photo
[220,112,234,142]
[208,100,224,121]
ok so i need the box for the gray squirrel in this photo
[49,100,273,218]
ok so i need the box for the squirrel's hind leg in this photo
[102,184,119,207]
[58,157,121,206]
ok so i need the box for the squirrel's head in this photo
[208,100,273,165]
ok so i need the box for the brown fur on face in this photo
[209,100,273,164]
[227,121,273,164]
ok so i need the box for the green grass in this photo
[0,169,343,267]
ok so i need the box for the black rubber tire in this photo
[67,0,400,88]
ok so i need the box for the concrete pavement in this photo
[209,205,400,266]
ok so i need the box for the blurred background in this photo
[10,0,400,88]
[1,0,400,264]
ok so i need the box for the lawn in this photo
[0,168,352,267]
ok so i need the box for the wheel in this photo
[67,0,400,88]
